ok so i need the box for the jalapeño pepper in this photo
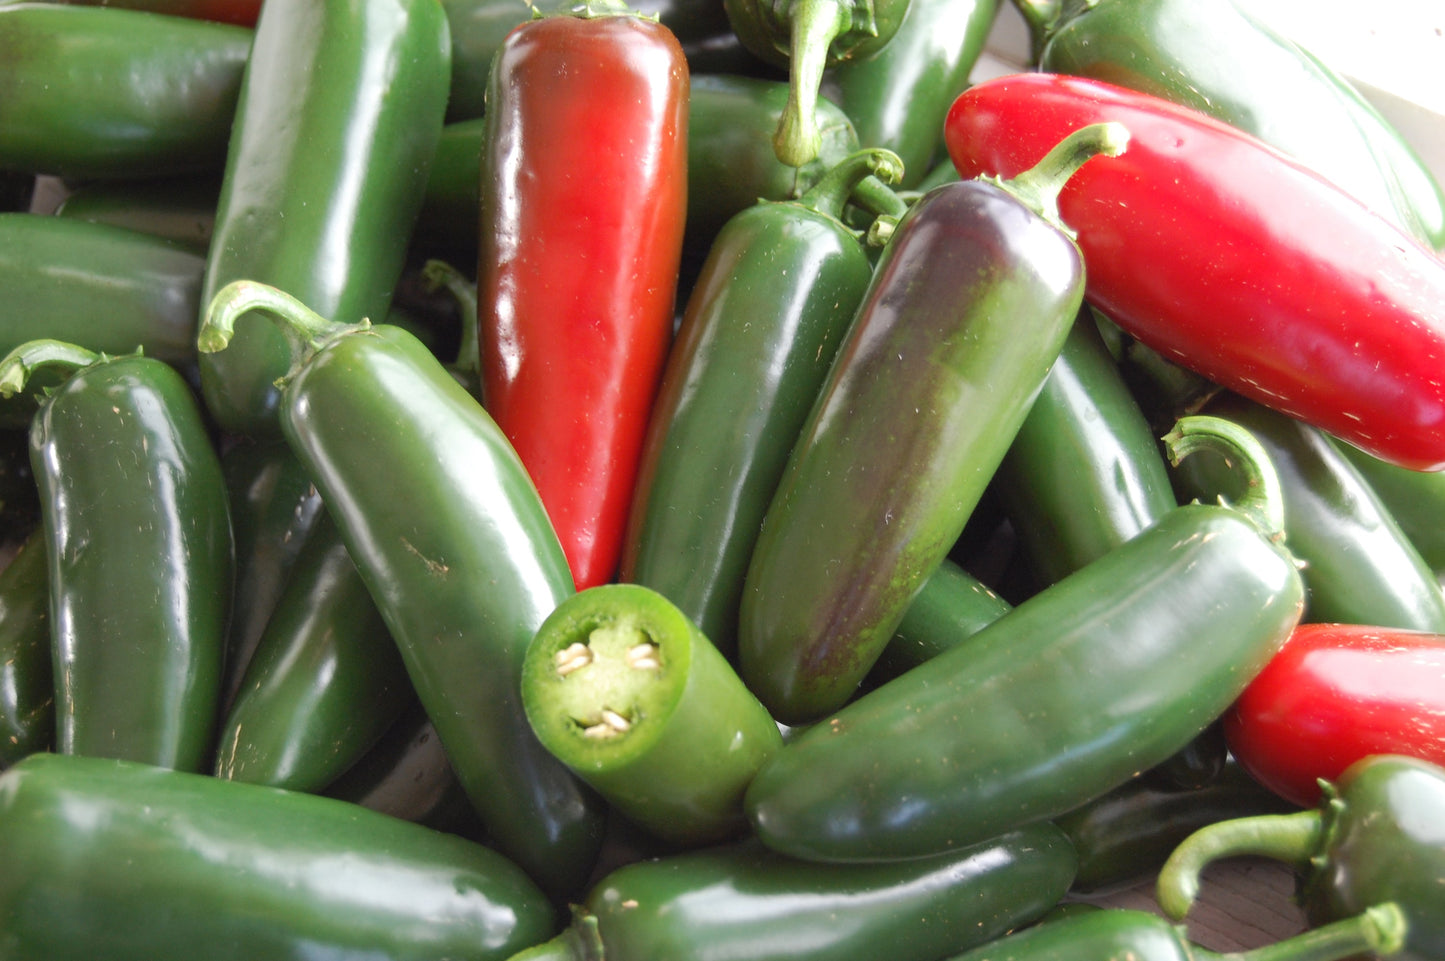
[737,122,1126,725]
[199,279,605,901]
[744,415,1305,861]
[0,527,51,769]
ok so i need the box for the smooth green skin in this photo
[217,436,325,712]
[512,822,1078,961]
[29,352,232,772]
[0,4,249,179]
[1335,440,1445,576]
[215,509,414,794]
[824,0,998,187]
[0,752,557,961]
[744,501,1305,862]
[415,76,864,266]
[994,311,1178,588]
[1026,0,1445,249]
[523,583,783,847]
[620,186,874,660]
[1057,761,1297,894]
[737,178,1084,725]
[274,321,605,900]
[0,213,203,371]
[199,0,451,436]
[55,175,220,252]
[1171,393,1445,633]
[0,527,52,768]
[867,557,1011,683]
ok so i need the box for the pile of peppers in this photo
[1,0,1445,958]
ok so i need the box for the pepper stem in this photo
[773,0,854,168]
[504,909,602,961]
[1009,0,1062,60]
[1225,903,1408,961]
[422,259,480,376]
[197,280,371,378]
[0,339,105,398]
[1155,807,1325,920]
[987,121,1130,237]
[796,147,906,222]
[1162,413,1287,542]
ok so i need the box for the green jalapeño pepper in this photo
[744,415,1305,862]
[198,279,605,901]
[521,583,782,847]
[1334,442,1445,577]
[867,557,1012,683]
[0,526,52,769]
[938,901,1406,961]
[0,340,232,773]
[622,148,903,659]
[0,752,557,961]
[1158,754,1445,961]
[724,0,911,166]
[55,175,220,253]
[737,122,1127,725]
[0,4,250,180]
[509,821,1078,961]
[198,0,451,436]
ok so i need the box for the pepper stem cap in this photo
[0,339,108,398]
[198,280,371,382]
[985,121,1129,238]
[1228,903,1408,961]
[796,147,906,222]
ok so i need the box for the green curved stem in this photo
[1230,903,1408,961]
[989,121,1130,238]
[422,259,480,375]
[504,911,601,961]
[1009,0,1061,60]
[197,280,371,378]
[0,339,104,398]
[1155,808,1324,921]
[1162,413,1288,541]
[797,147,906,221]
[773,0,854,168]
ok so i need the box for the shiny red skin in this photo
[1224,622,1445,807]
[476,13,689,590]
[944,73,1445,472]
[70,0,263,26]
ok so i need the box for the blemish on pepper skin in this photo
[400,537,449,576]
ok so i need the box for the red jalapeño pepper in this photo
[476,2,689,590]
[944,72,1445,472]
[1224,623,1445,808]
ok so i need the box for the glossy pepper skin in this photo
[1223,624,1445,808]
[1171,392,1445,631]
[737,123,1125,725]
[0,527,52,769]
[199,0,451,436]
[55,175,220,253]
[215,508,413,794]
[0,341,231,773]
[1015,0,1445,249]
[1335,442,1445,575]
[867,557,1011,683]
[477,8,687,591]
[0,214,204,374]
[823,0,999,187]
[622,149,901,659]
[199,279,605,902]
[508,822,1078,961]
[0,4,249,179]
[1158,755,1445,961]
[743,416,1305,862]
[522,583,782,846]
[945,73,1445,472]
[992,311,1178,588]
[0,752,557,961]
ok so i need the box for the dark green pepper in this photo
[992,309,1178,588]
[1158,754,1445,961]
[214,508,413,794]
[822,0,999,186]
[737,122,1127,724]
[938,901,1405,961]
[198,0,451,436]
[867,556,1012,683]
[521,583,782,846]
[621,148,902,659]
[54,175,220,252]
[509,822,1078,961]
[0,4,249,179]
[0,752,557,961]
[743,415,1305,861]
[0,340,231,773]
[1334,440,1445,576]
[1170,391,1445,632]
[723,0,912,166]
[0,526,51,768]
[1015,0,1445,249]
[199,279,605,901]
